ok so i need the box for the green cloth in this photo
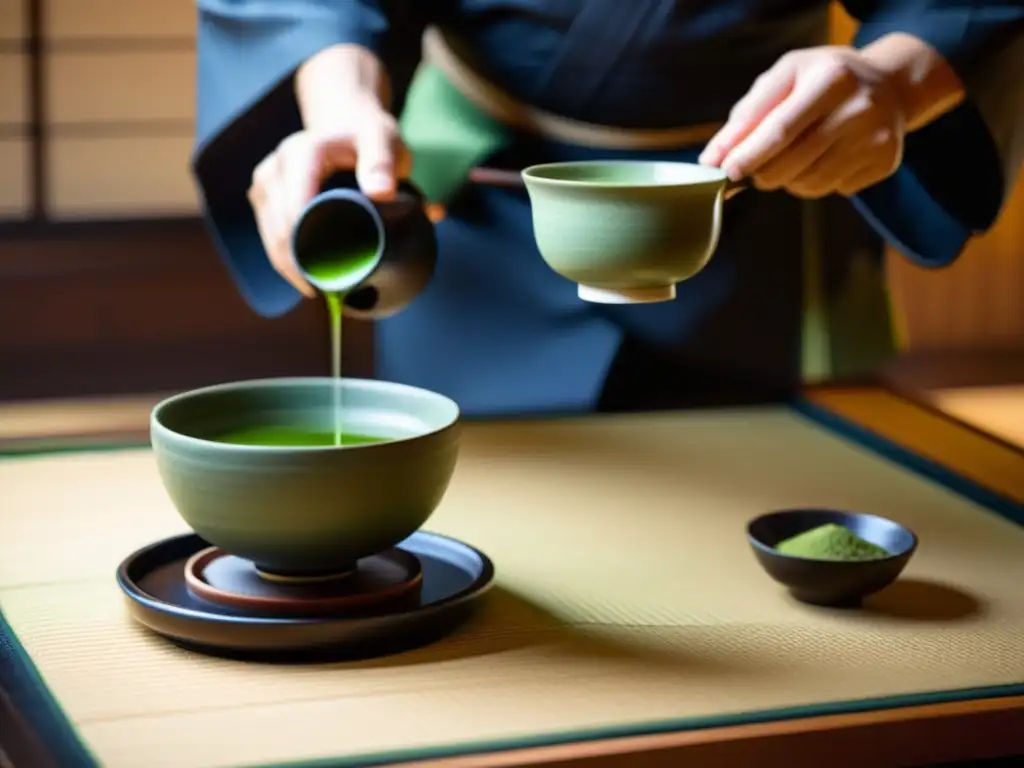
[399,64,512,204]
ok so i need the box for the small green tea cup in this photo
[150,378,460,579]
[521,160,730,304]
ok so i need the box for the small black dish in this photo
[116,531,494,662]
[747,508,918,607]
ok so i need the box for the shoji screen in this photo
[43,0,199,219]
[0,0,30,220]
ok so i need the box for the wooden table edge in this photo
[805,385,1023,503]
[888,382,1024,457]
[0,387,1021,768]
[396,696,1024,767]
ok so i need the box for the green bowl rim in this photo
[520,160,729,189]
[149,376,461,453]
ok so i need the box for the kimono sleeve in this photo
[842,1,1024,268]
[191,1,390,317]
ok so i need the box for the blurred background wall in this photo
[1,1,1020,400]
[0,0,197,219]
[0,0,342,399]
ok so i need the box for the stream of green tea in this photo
[303,247,381,446]
[325,290,345,445]
[214,249,385,448]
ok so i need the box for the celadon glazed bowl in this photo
[521,160,729,304]
[150,378,461,578]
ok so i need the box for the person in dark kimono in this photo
[192,1,1023,417]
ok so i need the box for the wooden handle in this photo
[724,179,747,201]
[467,167,525,188]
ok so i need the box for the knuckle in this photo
[765,119,796,147]
[360,108,398,138]
[847,93,875,121]
[872,127,893,147]
[753,173,781,191]
[751,70,773,91]
[777,50,802,68]
[826,61,857,88]
[282,132,325,169]
[729,93,755,120]
[251,157,272,186]
[283,131,327,165]
[811,59,857,96]
[835,66,859,92]
[278,131,306,153]
[249,159,275,197]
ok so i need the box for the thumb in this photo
[354,119,399,200]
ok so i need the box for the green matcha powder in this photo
[775,523,889,561]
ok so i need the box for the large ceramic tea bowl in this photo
[150,378,460,579]
[521,160,729,304]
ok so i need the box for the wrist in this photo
[295,44,391,131]
[860,32,965,131]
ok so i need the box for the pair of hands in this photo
[252,44,910,297]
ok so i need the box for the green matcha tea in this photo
[301,249,379,287]
[324,250,377,441]
[325,290,345,444]
[214,425,387,447]
[775,523,890,561]
[296,209,380,445]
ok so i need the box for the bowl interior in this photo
[747,509,916,560]
[523,160,727,188]
[293,192,383,293]
[153,377,459,447]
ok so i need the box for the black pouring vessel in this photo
[747,508,918,607]
[292,172,438,320]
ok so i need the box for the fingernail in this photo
[362,171,394,197]
[699,148,720,166]
[722,161,744,181]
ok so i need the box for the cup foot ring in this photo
[577,284,676,304]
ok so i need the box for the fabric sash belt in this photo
[420,26,723,151]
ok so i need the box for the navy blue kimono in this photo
[192,1,1024,417]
